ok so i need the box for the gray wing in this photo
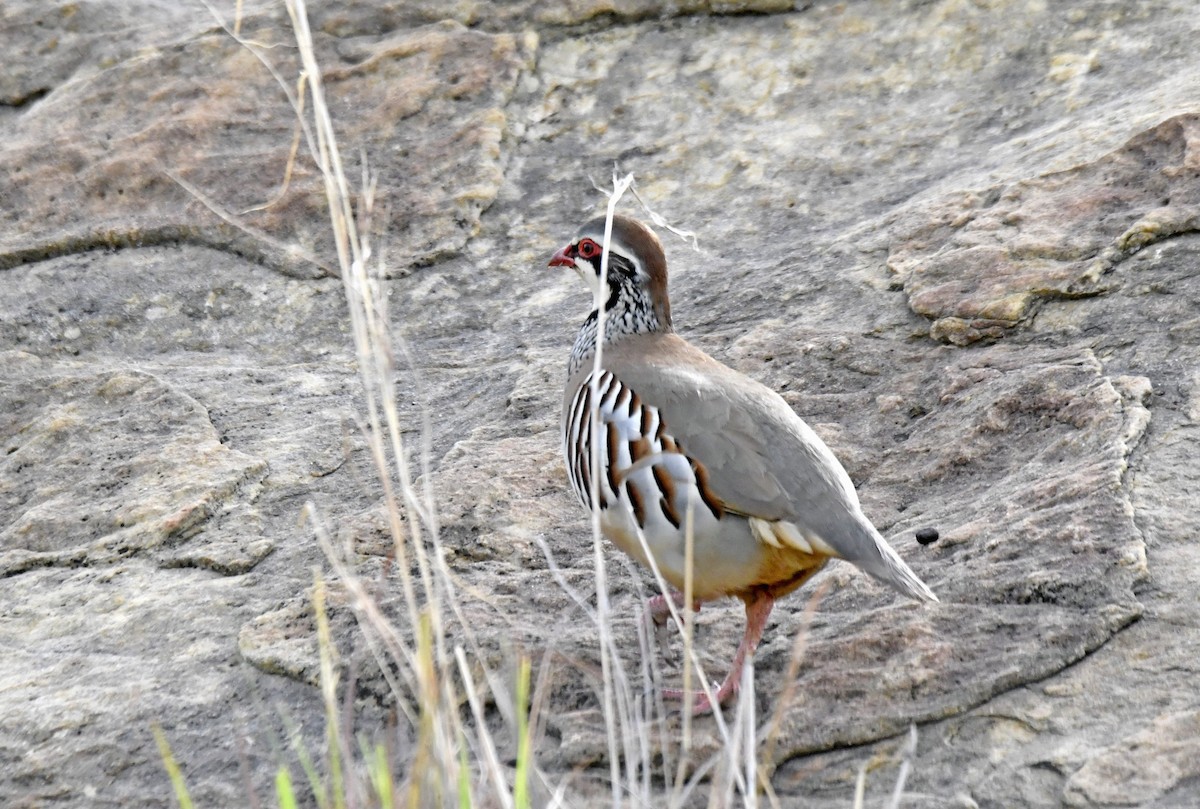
[604,334,937,602]
[606,338,858,529]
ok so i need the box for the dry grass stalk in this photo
[265,2,927,805]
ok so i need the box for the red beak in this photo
[548,244,576,268]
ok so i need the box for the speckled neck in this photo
[567,278,666,377]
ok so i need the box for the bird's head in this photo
[548,214,672,333]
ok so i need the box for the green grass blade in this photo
[151,725,195,809]
[292,732,328,809]
[362,740,393,808]
[312,571,345,809]
[276,766,299,809]
[457,727,472,809]
[514,656,532,809]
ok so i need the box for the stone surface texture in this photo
[2,0,1199,807]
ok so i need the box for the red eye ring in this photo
[577,238,601,259]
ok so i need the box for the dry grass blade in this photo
[279,1,519,807]
[273,3,928,805]
[310,573,346,809]
[853,763,868,809]
[167,169,330,273]
[885,724,920,809]
[587,172,634,807]
[455,646,514,809]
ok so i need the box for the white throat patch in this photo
[573,260,610,311]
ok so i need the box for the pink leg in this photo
[662,592,775,715]
[647,590,701,626]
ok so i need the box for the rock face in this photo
[2,1,1200,807]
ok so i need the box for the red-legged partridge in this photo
[550,215,937,714]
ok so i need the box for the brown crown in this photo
[577,214,672,329]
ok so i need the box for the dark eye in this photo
[577,238,601,259]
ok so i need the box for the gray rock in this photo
[0,356,269,575]
[888,115,1200,345]
[3,0,1200,807]
[1,7,533,276]
[1063,710,1200,807]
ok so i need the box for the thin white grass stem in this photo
[741,660,757,809]
[529,652,556,773]
[287,13,471,775]
[237,95,304,214]
[629,518,729,733]
[620,497,727,732]
[627,560,675,806]
[585,177,734,765]
[532,533,656,777]
[533,536,602,617]
[603,503,745,804]
[380,327,497,729]
[199,0,321,167]
[885,724,919,809]
[667,503,697,808]
[587,172,634,805]
[609,504,748,801]
[534,537,673,789]
[674,753,720,809]
[284,1,358,267]
[306,504,420,723]
[683,503,696,729]
[455,646,514,809]
[288,6,480,802]
[166,170,329,272]
[628,184,699,250]
[761,771,785,809]
[284,0,426,637]
[310,572,347,809]
[711,660,753,809]
[614,448,749,803]
[373,293,446,653]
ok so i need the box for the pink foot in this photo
[661,679,736,714]
[660,592,775,716]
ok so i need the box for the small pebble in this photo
[915,527,939,545]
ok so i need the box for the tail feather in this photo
[840,516,939,603]
[872,537,938,602]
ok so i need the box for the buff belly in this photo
[598,505,827,602]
